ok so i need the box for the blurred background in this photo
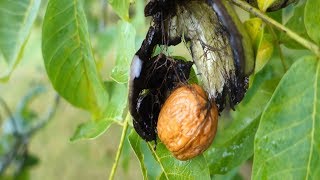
[0,0,146,179]
[0,0,290,179]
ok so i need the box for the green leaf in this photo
[257,0,296,12]
[244,18,264,47]
[95,26,117,58]
[70,80,126,141]
[305,0,320,45]
[255,34,274,73]
[128,130,152,179]
[108,0,130,21]
[189,66,199,84]
[281,3,311,49]
[244,18,274,73]
[206,117,260,175]
[129,130,211,179]
[121,129,132,173]
[253,56,320,179]
[149,142,210,179]
[70,119,114,141]
[257,0,277,11]
[0,0,40,81]
[206,55,283,175]
[212,167,243,180]
[111,22,136,83]
[103,81,128,122]
[132,0,146,30]
[42,0,108,118]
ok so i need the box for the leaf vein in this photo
[147,142,169,180]
[305,60,319,180]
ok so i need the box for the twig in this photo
[228,0,320,57]
[267,24,287,72]
[0,94,59,174]
[108,113,130,180]
[0,97,19,137]
[27,95,60,136]
[0,137,24,173]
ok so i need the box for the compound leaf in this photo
[253,56,320,179]
[0,0,40,81]
[42,0,108,118]
[206,53,283,175]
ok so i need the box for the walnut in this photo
[157,84,219,160]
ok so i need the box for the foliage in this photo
[0,0,40,81]
[1,0,320,179]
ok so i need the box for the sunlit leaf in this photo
[0,0,40,81]
[70,119,114,142]
[42,0,108,118]
[257,0,296,12]
[108,0,130,21]
[253,56,320,179]
[305,0,320,45]
[257,0,277,11]
[244,18,264,48]
[111,22,136,83]
[244,18,273,73]
[255,34,274,73]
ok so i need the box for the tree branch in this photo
[228,0,320,57]
[0,97,19,137]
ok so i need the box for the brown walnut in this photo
[157,84,218,160]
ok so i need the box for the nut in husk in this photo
[157,84,218,160]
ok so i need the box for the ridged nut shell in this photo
[157,84,218,160]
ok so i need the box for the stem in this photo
[267,24,287,72]
[28,95,60,136]
[0,97,19,137]
[108,114,130,180]
[229,0,320,57]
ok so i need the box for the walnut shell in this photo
[157,84,218,160]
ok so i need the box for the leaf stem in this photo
[147,142,169,179]
[267,24,287,72]
[108,113,130,180]
[113,120,124,127]
[229,0,320,57]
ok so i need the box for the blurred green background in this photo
[0,1,145,179]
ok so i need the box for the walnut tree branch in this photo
[228,0,320,57]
